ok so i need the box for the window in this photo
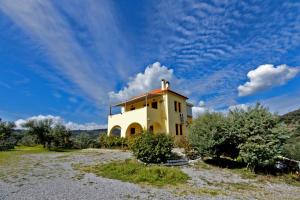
[130,128,135,134]
[175,124,179,135]
[151,101,158,109]
[149,125,154,132]
[178,102,181,112]
[174,101,177,112]
[180,124,183,135]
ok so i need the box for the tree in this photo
[0,119,16,151]
[0,119,15,140]
[51,123,72,148]
[23,119,53,148]
[189,112,228,158]
[189,104,290,171]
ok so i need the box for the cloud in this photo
[145,1,300,109]
[0,0,132,105]
[229,104,249,111]
[109,62,178,103]
[238,64,299,96]
[15,115,106,130]
[192,101,213,117]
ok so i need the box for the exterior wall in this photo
[107,90,192,140]
[107,107,147,137]
[165,92,188,141]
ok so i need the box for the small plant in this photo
[131,131,174,163]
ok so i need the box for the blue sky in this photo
[0,0,300,129]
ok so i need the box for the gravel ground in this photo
[0,149,299,200]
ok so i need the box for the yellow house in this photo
[107,80,193,140]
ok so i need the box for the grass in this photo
[0,145,77,181]
[0,145,49,166]
[73,159,190,187]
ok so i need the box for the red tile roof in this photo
[114,88,188,106]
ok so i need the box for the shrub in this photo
[176,137,199,160]
[73,133,96,149]
[99,134,127,149]
[131,132,173,163]
[189,104,290,171]
[283,125,300,160]
[19,134,38,146]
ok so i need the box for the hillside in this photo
[280,108,300,124]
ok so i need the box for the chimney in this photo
[161,79,166,90]
[165,81,170,89]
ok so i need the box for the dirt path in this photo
[0,149,299,200]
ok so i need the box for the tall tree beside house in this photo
[189,104,290,171]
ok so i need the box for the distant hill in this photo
[280,108,300,124]
[13,129,107,140]
[70,129,107,139]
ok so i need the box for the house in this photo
[107,79,193,141]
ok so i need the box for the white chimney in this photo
[161,79,166,90]
[165,81,170,89]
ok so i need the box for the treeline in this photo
[188,103,299,172]
[0,118,106,151]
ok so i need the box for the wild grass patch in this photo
[73,159,189,187]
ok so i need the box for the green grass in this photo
[73,159,190,187]
[0,145,49,166]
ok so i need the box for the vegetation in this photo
[0,119,16,151]
[282,124,300,160]
[73,133,99,149]
[280,108,300,124]
[189,104,290,171]
[99,134,127,149]
[22,119,72,149]
[0,145,50,168]
[131,131,174,163]
[74,159,189,186]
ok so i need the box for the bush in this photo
[73,133,96,149]
[99,134,127,149]
[189,104,290,171]
[283,125,300,161]
[19,134,38,146]
[131,132,173,163]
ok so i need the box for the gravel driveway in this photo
[0,149,299,200]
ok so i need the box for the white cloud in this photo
[109,62,178,103]
[229,104,249,111]
[0,0,132,105]
[192,101,213,117]
[14,115,106,130]
[238,64,299,96]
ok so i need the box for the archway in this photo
[126,123,143,137]
[109,125,121,137]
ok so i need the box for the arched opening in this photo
[109,125,121,137]
[126,123,143,137]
